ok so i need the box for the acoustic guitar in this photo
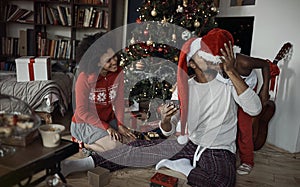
[252,42,292,151]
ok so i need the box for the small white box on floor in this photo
[15,56,35,82]
[15,56,51,82]
[88,167,111,187]
[34,56,52,81]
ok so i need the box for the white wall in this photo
[218,0,300,153]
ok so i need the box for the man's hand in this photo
[220,41,236,74]
[160,103,178,132]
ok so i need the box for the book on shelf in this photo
[0,58,16,71]
[57,5,67,26]
[37,32,47,56]
[65,6,72,26]
[5,4,33,23]
[76,7,85,27]
[46,6,54,25]
[103,10,109,29]
[49,7,61,25]
[19,30,27,56]
[39,33,73,60]
[12,38,19,57]
[89,8,96,27]
[77,0,109,5]
[83,7,91,27]
[16,10,34,23]
[27,29,35,56]
[5,4,18,21]
[0,37,19,57]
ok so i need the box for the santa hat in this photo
[177,28,240,144]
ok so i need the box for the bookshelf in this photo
[0,0,114,72]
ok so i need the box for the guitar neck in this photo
[273,42,292,64]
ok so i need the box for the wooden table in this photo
[0,139,79,186]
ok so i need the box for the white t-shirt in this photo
[166,77,261,154]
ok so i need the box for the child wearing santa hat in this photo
[156,28,262,186]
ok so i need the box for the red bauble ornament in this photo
[136,18,142,24]
[144,30,149,36]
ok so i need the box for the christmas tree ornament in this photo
[211,6,217,12]
[194,20,200,27]
[161,16,169,26]
[176,5,183,13]
[136,18,142,23]
[146,37,153,46]
[120,59,125,66]
[151,8,157,17]
[183,0,188,7]
[181,30,191,40]
[172,33,176,41]
[130,36,135,44]
[144,30,149,36]
[174,56,178,62]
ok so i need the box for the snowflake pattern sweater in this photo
[72,67,124,130]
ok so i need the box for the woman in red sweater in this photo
[71,33,136,153]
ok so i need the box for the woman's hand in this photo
[118,125,136,140]
[106,127,122,142]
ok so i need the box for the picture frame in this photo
[230,0,256,6]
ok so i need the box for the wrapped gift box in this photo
[15,56,34,82]
[15,56,51,82]
[34,56,52,81]
[150,172,178,187]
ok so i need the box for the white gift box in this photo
[15,56,51,82]
[34,56,52,81]
[15,56,35,82]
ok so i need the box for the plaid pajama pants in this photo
[91,139,236,187]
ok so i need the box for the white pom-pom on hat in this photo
[177,135,189,145]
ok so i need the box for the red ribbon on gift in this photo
[266,59,280,91]
[28,58,35,81]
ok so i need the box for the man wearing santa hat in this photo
[156,28,262,186]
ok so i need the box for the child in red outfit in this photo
[215,52,270,175]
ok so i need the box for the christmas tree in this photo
[121,0,219,122]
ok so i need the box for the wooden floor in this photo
[32,110,300,187]
[31,138,300,187]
